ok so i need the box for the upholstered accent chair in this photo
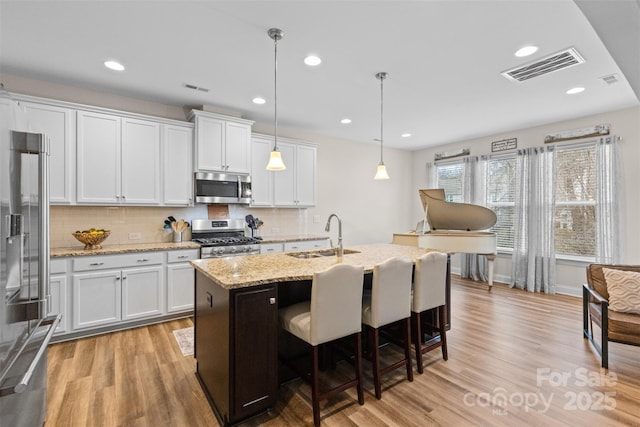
[584,264,640,368]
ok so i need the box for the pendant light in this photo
[374,72,390,180]
[266,28,286,171]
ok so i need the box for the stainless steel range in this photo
[191,219,261,258]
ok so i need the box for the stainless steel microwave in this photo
[194,172,252,204]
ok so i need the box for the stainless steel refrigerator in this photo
[0,87,60,426]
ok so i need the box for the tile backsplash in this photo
[51,205,313,249]
[51,205,208,248]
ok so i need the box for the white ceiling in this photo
[1,0,638,151]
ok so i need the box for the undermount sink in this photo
[287,249,360,259]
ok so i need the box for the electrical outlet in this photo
[313,215,320,223]
[128,232,141,240]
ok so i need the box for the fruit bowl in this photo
[72,229,111,250]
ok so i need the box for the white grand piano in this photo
[393,189,497,290]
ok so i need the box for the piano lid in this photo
[419,188,497,232]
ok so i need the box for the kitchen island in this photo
[191,243,446,426]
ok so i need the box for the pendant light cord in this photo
[274,34,278,151]
[380,74,384,163]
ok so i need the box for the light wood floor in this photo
[46,276,640,426]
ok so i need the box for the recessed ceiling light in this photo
[104,60,125,71]
[340,118,352,124]
[253,97,266,104]
[401,133,411,138]
[304,55,322,66]
[566,87,585,94]
[515,46,538,57]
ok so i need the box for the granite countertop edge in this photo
[259,235,329,244]
[51,241,202,258]
[191,243,438,290]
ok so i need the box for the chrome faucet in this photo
[325,213,343,260]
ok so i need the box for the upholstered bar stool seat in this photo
[362,257,414,399]
[279,263,365,426]
[412,251,449,374]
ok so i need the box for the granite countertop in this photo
[51,241,201,258]
[191,243,438,290]
[259,235,329,244]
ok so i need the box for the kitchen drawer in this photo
[51,258,68,274]
[73,252,164,272]
[260,243,283,254]
[283,239,329,252]
[166,249,200,263]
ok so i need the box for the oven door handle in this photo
[237,175,242,200]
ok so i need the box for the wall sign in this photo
[491,138,517,152]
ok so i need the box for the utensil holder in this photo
[173,231,183,243]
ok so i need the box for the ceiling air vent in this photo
[183,83,210,93]
[600,74,620,85]
[501,47,585,83]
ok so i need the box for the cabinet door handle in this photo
[115,277,120,281]
[269,297,276,305]
[122,275,127,280]
[89,262,104,266]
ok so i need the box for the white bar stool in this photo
[412,252,449,374]
[278,263,365,426]
[362,257,414,399]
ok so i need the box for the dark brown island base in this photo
[191,243,450,426]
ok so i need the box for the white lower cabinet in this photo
[67,250,185,333]
[49,258,69,334]
[122,266,164,320]
[166,249,199,312]
[73,270,122,329]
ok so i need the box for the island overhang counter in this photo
[190,243,448,426]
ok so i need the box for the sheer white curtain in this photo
[511,146,556,293]
[460,156,490,281]
[595,136,622,263]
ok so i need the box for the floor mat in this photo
[172,327,194,356]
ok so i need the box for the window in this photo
[554,144,596,258]
[486,156,517,251]
[435,162,464,202]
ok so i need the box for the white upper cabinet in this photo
[250,135,274,206]
[14,94,194,207]
[190,110,253,174]
[163,124,193,205]
[294,144,316,206]
[252,134,317,208]
[121,118,161,204]
[77,112,161,205]
[77,111,122,204]
[21,101,76,204]
[273,142,297,207]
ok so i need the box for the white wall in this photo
[410,106,640,296]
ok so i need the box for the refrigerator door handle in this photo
[0,315,61,396]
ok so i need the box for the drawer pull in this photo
[177,255,189,259]
[89,262,104,266]
[137,258,150,262]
